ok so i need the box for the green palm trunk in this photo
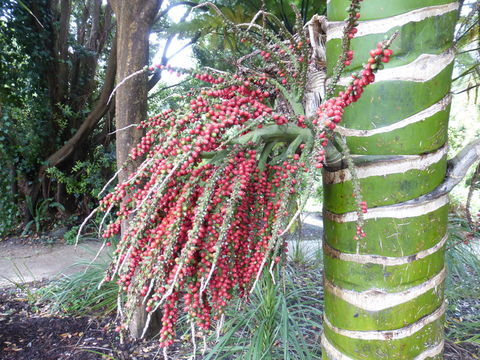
[322,1,459,359]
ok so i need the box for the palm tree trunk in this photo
[322,1,459,359]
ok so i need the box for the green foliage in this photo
[160,0,326,71]
[446,214,480,290]
[0,0,54,185]
[448,124,469,155]
[452,1,480,100]
[445,214,480,344]
[22,197,65,234]
[46,144,116,200]
[0,157,18,236]
[0,0,116,232]
[63,226,81,245]
[63,209,114,244]
[3,265,39,306]
[0,1,57,233]
[205,267,323,360]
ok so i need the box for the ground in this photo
[1,216,479,359]
[0,237,103,287]
[0,283,139,360]
[1,277,479,359]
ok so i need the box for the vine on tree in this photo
[80,1,397,351]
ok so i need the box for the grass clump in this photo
[445,214,480,345]
[204,264,323,360]
[38,249,119,316]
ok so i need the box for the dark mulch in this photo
[1,283,479,360]
[445,340,480,360]
[0,285,166,360]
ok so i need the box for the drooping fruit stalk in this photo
[89,2,398,350]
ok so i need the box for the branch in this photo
[40,35,118,174]
[452,63,480,82]
[453,84,480,95]
[458,47,480,55]
[324,139,480,222]
[155,1,199,22]
[169,32,200,60]
[148,79,189,100]
[390,139,480,211]
[323,139,479,230]
[466,162,480,230]
[234,124,313,145]
[440,138,480,195]
[147,34,174,90]
[454,7,479,46]
[148,8,200,91]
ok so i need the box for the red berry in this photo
[383,49,393,57]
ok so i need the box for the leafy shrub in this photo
[0,163,18,237]
[22,197,65,235]
[46,144,116,201]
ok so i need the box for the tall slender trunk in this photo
[110,0,161,338]
[110,0,160,184]
[322,1,459,359]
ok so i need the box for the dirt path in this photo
[0,213,324,288]
[0,241,104,287]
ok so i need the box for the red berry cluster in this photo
[346,0,362,40]
[312,41,394,164]
[347,12,361,39]
[96,4,397,347]
[354,225,366,240]
[260,50,271,60]
[344,50,354,66]
[360,200,368,213]
[100,70,309,347]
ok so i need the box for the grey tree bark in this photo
[109,0,162,338]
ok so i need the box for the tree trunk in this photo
[322,1,459,359]
[110,0,160,183]
[109,0,161,338]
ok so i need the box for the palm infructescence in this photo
[322,1,459,359]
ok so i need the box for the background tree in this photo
[0,0,116,230]
[108,0,162,338]
[109,0,160,182]
[0,0,200,235]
